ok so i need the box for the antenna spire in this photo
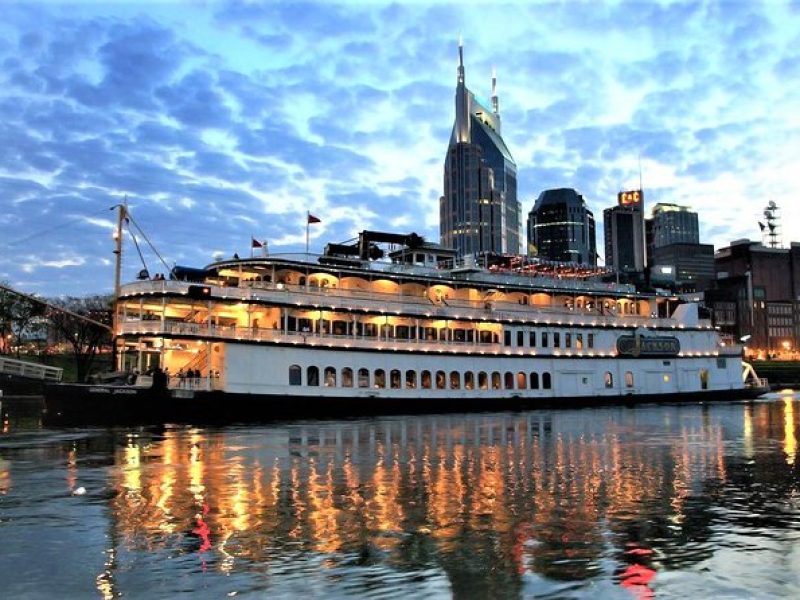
[491,65,499,114]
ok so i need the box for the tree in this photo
[0,283,45,356]
[48,295,113,382]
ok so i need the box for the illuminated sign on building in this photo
[618,190,643,207]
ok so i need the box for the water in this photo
[1,394,799,599]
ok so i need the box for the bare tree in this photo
[48,295,113,382]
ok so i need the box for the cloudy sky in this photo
[2,0,799,296]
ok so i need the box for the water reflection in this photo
[1,398,799,598]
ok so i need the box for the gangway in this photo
[0,356,63,382]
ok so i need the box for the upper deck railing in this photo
[120,279,700,330]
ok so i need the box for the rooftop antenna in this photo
[761,201,781,248]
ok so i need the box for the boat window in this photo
[396,325,410,339]
[374,369,386,388]
[450,371,461,389]
[289,364,302,386]
[716,358,726,369]
[307,366,319,386]
[491,372,501,389]
[358,368,370,388]
[324,367,336,387]
[478,372,488,390]
[332,320,348,336]
[320,319,330,334]
[604,371,613,388]
[565,333,571,348]
[453,328,466,343]
[700,369,709,390]
[504,371,514,389]
[421,370,432,389]
[299,318,313,334]
[466,330,474,343]
[464,371,474,390]
[479,330,493,344]
[553,332,560,348]
[624,371,634,388]
[516,371,527,389]
[390,369,401,389]
[541,332,549,348]
[587,333,594,349]
[435,370,446,389]
[364,323,378,337]
[575,334,583,349]
[424,327,437,341]
[542,372,552,389]
[380,324,393,339]
[287,316,297,332]
[517,331,524,347]
[342,367,353,388]
[405,370,417,389]
[504,331,512,346]
[530,372,539,389]
[529,331,536,347]
[439,328,449,342]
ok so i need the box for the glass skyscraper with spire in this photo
[440,42,520,258]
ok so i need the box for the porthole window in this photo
[491,372,501,390]
[374,369,386,388]
[421,370,432,389]
[478,371,489,390]
[307,366,319,387]
[390,369,401,389]
[504,371,514,389]
[450,371,461,389]
[358,368,370,388]
[342,367,353,388]
[624,371,634,388]
[516,371,527,389]
[436,370,446,389]
[405,370,417,389]
[464,371,475,390]
[289,364,302,386]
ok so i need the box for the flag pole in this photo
[250,233,254,258]
[305,211,310,255]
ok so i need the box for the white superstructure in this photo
[113,233,762,406]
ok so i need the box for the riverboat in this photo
[44,229,767,424]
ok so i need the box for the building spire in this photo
[491,65,499,114]
[457,34,465,83]
[455,36,470,142]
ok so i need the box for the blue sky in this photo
[2,0,800,296]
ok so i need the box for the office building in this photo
[603,190,646,274]
[527,188,596,265]
[651,203,700,247]
[440,42,520,258]
[707,239,800,356]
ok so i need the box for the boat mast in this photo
[111,200,127,369]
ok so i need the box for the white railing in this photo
[121,280,693,330]
[0,355,63,382]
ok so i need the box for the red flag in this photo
[251,238,263,248]
[307,214,321,224]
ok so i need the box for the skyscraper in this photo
[440,42,520,258]
[603,190,646,274]
[651,203,700,247]
[527,188,596,266]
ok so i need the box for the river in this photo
[1,394,799,598]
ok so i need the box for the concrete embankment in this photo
[752,361,800,390]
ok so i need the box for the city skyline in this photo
[1,1,800,296]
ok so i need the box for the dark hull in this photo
[43,383,770,426]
